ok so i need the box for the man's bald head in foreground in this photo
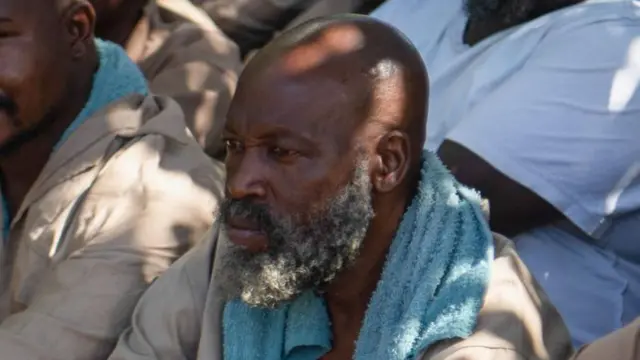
[219,15,429,308]
[239,14,428,164]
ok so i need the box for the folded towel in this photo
[223,150,494,360]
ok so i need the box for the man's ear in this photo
[61,1,96,59]
[372,130,410,193]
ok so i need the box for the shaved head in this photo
[218,15,429,308]
[241,15,428,160]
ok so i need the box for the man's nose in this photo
[226,151,267,200]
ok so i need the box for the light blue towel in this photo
[55,38,149,149]
[1,39,148,240]
[223,150,494,360]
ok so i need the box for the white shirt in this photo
[373,0,640,347]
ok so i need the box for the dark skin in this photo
[463,0,586,45]
[223,16,428,359]
[89,0,147,47]
[0,0,98,218]
[442,0,584,236]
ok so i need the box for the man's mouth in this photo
[225,216,268,253]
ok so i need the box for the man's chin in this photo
[219,278,306,309]
[0,132,29,157]
[217,255,314,308]
[0,121,49,157]
[239,289,302,309]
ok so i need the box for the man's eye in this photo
[225,139,243,153]
[268,146,298,159]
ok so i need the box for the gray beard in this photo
[216,160,375,309]
[464,0,536,24]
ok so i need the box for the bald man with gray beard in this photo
[109,15,572,360]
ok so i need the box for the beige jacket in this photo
[108,228,573,360]
[196,0,368,54]
[571,317,640,360]
[126,0,242,158]
[0,95,224,360]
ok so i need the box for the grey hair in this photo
[216,157,375,308]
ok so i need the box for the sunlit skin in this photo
[0,0,97,217]
[222,16,428,359]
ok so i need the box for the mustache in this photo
[0,95,17,118]
[220,198,278,234]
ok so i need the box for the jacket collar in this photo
[12,95,192,226]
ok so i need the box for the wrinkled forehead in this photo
[227,64,369,152]
[227,38,379,148]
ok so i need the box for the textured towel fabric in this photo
[223,150,494,360]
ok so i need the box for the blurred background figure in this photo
[0,0,223,358]
[371,0,640,348]
[91,0,242,158]
[192,0,385,56]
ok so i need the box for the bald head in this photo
[241,15,428,154]
[220,16,429,307]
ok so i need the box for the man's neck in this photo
[0,63,96,218]
[323,193,410,356]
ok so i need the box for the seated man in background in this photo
[372,0,640,347]
[0,0,223,358]
[91,0,242,158]
[193,0,383,56]
[109,15,572,360]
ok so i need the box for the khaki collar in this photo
[12,95,191,226]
